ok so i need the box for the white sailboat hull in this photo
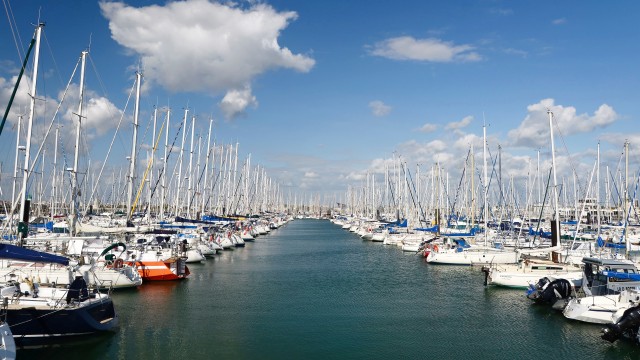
[426,250,519,265]
[488,268,583,288]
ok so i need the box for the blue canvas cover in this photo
[0,243,69,265]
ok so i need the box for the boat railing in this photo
[84,269,115,295]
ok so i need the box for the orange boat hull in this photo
[128,260,190,281]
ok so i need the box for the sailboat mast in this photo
[18,24,43,240]
[471,145,475,230]
[51,125,59,219]
[127,71,142,221]
[148,107,157,221]
[187,115,196,217]
[233,142,239,214]
[175,109,188,216]
[548,110,561,248]
[160,108,170,220]
[483,122,488,246]
[201,117,213,216]
[11,115,22,218]
[70,50,87,235]
[596,142,601,234]
[625,141,629,257]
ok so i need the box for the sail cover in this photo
[0,243,69,265]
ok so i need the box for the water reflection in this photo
[18,330,116,359]
[14,220,640,359]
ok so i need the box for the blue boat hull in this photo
[8,297,118,345]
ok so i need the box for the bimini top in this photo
[582,257,636,272]
[0,243,69,266]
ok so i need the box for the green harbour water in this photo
[21,219,640,359]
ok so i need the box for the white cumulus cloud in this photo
[62,84,126,138]
[369,100,391,117]
[445,115,473,130]
[417,123,438,133]
[100,0,314,117]
[0,75,124,144]
[219,85,258,119]
[552,18,567,25]
[369,36,481,62]
[507,98,618,148]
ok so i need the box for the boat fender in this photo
[433,245,439,252]
[114,259,124,269]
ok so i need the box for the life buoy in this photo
[433,244,439,252]
[114,258,124,269]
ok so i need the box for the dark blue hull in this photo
[8,298,118,345]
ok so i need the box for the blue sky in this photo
[1,0,639,205]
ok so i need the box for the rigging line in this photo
[386,172,397,209]
[609,147,625,206]
[87,54,110,99]
[2,0,25,65]
[531,166,553,246]
[402,163,427,227]
[551,112,585,200]
[83,77,136,214]
[134,108,154,170]
[42,30,64,88]
[608,169,623,210]
[448,148,470,224]
[245,167,261,211]
[0,36,34,137]
[569,160,598,247]
[188,144,216,212]
[144,114,184,213]
[481,153,500,222]
[483,146,520,227]
[114,166,128,212]
[129,117,166,218]
[228,162,246,215]
[5,56,81,218]
[28,56,80,178]
[631,179,640,225]
[203,146,229,210]
[621,169,640,242]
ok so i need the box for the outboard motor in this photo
[601,304,640,343]
[526,277,573,309]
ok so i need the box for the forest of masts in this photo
[1,68,318,222]
[2,36,636,226]
[340,142,636,229]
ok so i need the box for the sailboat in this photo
[483,111,585,286]
[0,26,118,345]
[0,243,118,344]
[562,143,640,324]
[425,122,519,265]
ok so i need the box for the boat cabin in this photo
[581,257,640,296]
